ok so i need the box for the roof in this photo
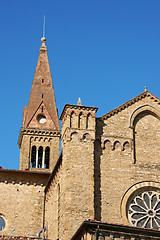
[23,37,59,130]
[0,168,51,186]
[0,168,51,175]
[71,220,160,240]
[100,90,160,120]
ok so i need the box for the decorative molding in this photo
[60,104,98,121]
[121,181,160,226]
[129,104,160,128]
[61,127,95,143]
[101,91,160,120]
[18,128,61,147]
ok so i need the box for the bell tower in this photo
[18,37,60,172]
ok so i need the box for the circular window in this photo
[0,216,6,231]
[37,114,46,124]
[128,190,160,229]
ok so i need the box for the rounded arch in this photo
[78,112,84,129]
[82,133,91,142]
[70,111,77,128]
[130,105,160,163]
[70,131,79,141]
[113,140,121,150]
[86,113,92,129]
[121,181,160,226]
[104,139,111,150]
[130,105,160,128]
[123,141,130,151]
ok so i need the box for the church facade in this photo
[1,37,160,240]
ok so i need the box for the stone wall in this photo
[98,93,160,226]
[45,91,160,239]
[0,170,49,238]
[45,169,61,239]
[0,182,44,237]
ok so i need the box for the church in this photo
[1,36,160,240]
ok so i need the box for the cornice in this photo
[60,104,98,120]
[101,91,160,120]
[18,128,61,148]
[0,169,50,186]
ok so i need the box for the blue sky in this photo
[0,0,160,169]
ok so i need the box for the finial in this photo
[145,86,147,92]
[77,98,82,106]
[41,37,46,46]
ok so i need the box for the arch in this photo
[130,105,160,128]
[70,132,78,141]
[86,113,92,129]
[78,112,83,129]
[31,146,36,168]
[70,111,76,128]
[131,106,160,163]
[45,147,50,169]
[104,140,111,150]
[123,141,130,151]
[121,181,160,226]
[82,133,91,142]
[113,141,121,150]
[38,146,43,168]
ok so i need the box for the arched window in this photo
[45,147,50,169]
[78,112,83,129]
[70,111,75,128]
[31,146,36,168]
[86,113,92,129]
[38,146,43,168]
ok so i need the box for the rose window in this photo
[128,190,160,229]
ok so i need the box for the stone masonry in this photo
[1,37,160,240]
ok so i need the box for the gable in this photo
[101,91,160,120]
[27,101,57,129]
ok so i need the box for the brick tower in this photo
[18,37,60,172]
[59,100,98,239]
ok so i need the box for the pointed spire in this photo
[77,98,82,106]
[145,86,147,92]
[23,37,59,130]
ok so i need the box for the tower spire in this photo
[18,37,60,171]
[22,37,59,130]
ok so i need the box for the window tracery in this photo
[128,190,160,229]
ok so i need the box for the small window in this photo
[42,79,44,83]
[38,147,43,168]
[31,146,36,168]
[37,114,46,124]
[45,147,50,169]
[86,113,92,129]
[70,111,76,128]
[0,216,6,231]
[78,112,83,129]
